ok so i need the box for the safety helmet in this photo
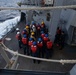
[45,34,48,37]
[23,34,27,38]
[33,41,37,45]
[17,32,20,35]
[31,32,35,35]
[29,38,33,41]
[41,21,44,25]
[32,21,35,25]
[41,31,44,34]
[32,25,35,28]
[16,28,19,31]
[26,26,29,29]
[38,38,42,41]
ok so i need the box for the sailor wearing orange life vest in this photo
[46,39,53,59]
[22,28,28,36]
[43,34,49,52]
[37,38,44,58]
[43,34,49,44]
[22,34,28,55]
[16,32,22,49]
[31,41,39,63]
[16,28,20,34]
[41,31,45,40]
[28,38,33,55]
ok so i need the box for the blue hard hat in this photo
[29,38,33,41]
[45,34,48,37]
[38,38,42,41]
[33,41,37,45]
[32,21,35,25]
[23,34,27,38]
[41,31,44,34]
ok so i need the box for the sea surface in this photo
[0,0,21,22]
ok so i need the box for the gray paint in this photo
[60,9,76,44]
[70,64,76,75]
[49,0,64,42]
[63,0,76,5]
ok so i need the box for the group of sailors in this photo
[15,21,65,63]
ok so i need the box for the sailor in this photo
[37,23,41,37]
[43,34,49,52]
[28,38,34,55]
[43,34,49,44]
[30,21,36,29]
[41,31,45,40]
[45,26,48,34]
[30,32,36,41]
[37,38,44,58]
[22,34,28,55]
[54,27,61,46]
[22,28,28,36]
[32,25,37,36]
[25,25,30,37]
[41,21,46,32]
[31,41,39,63]
[16,32,22,49]
[59,31,65,50]
[46,39,53,58]
[16,28,20,33]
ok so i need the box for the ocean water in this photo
[0,0,21,22]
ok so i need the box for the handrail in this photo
[1,42,76,64]
[0,5,76,10]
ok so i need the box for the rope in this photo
[1,42,76,64]
[0,5,76,10]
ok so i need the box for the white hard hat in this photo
[32,25,35,28]
[16,28,19,31]
[17,32,20,34]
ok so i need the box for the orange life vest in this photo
[16,34,22,40]
[47,41,53,49]
[37,41,43,48]
[43,37,49,43]
[22,38,27,45]
[41,34,45,39]
[31,45,37,53]
[28,41,33,46]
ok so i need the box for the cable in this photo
[1,42,76,64]
[0,5,76,10]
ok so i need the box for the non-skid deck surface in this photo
[2,21,76,72]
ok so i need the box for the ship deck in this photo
[0,21,76,72]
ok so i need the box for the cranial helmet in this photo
[45,34,48,37]
[16,28,19,31]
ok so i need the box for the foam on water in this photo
[0,16,20,39]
